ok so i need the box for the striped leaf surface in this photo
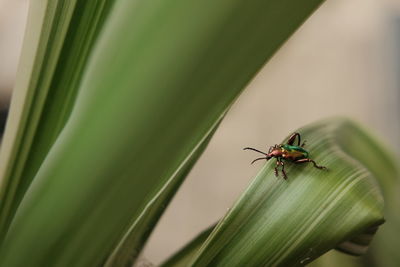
[163,118,389,267]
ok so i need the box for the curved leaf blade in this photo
[161,225,215,267]
[103,116,223,267]
[185,118,386,266]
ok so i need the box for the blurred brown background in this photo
[1,0,399,265]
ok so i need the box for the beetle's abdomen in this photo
[281,144,309,160]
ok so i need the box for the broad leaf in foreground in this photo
[163,118,389,267]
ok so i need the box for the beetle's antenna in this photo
[250,157,268,164]
[243,147,268,155]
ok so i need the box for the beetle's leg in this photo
[274,160,279,177]
[301,140,307,147]
[280,161,287,179]
[243,147,268,155]
[287,132,301,146]
[294,158,327,170]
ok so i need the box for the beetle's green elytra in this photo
[281,144,309,160]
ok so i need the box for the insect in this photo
[244,132,327,179]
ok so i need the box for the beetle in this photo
[244,132,327,179]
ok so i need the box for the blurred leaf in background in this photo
[0,0,328,266]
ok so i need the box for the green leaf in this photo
[162,225,215,267]
[342,125,400,267]
[164,118,387,267]
[0,0,113,238]
[103,120,222,266]
[308,250,369,267]
[0,0,326,266]
[0,0,79,236]
[311,121,400,267]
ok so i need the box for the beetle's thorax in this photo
[267,146,284,158]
